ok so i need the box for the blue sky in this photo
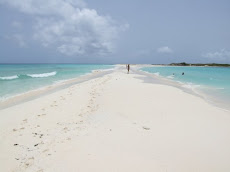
[0,0,230,64]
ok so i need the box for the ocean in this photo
[141,66,230,109]
[0,64,114,100]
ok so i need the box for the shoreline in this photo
[0,68,115,110]
[136,67,230,111]
[1,64,229,111]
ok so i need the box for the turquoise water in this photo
[0,64,113,99]
[141,66,230,105]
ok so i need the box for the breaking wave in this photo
[0,75,19,80]
[0,71,57,80]
[26,71,57,78]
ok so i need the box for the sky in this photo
[0,0,230,64]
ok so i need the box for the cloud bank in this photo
[157,46,173,53]
[202,49,230,60]
[1,0,128,56]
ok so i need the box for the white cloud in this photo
[1,0,128,56]
[202,49,230,60]
[0,0,86,16]
[157,46,173,53]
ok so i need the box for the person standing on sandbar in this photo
[127,64,130,74]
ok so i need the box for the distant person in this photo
[127,64,130,74]
[182,72,184,75]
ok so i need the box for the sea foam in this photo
[0,75,19,80]
[27,71,57,78]
[167,75,174,79]
[153,72,160,76]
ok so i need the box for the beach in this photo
[0,66,230,172]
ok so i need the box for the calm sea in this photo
[141,66,230,109]
[0,64,113,100]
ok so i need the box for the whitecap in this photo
[27,71,57,78]
[182,83,200,89]
[216,88,225,90]
[153,72,160,76]
[0,75,19,80]
[167,75,174,79]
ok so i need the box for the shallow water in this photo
[0,64,114,99]
[141,66,230,109]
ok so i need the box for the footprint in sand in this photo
[38,114,46,117]
[63,127,68,132]
[24,157,34,169]
[60,96,65,100]
[43,149,49,153]
[142,126,150,130]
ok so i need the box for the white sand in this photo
[0,66,230,172]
